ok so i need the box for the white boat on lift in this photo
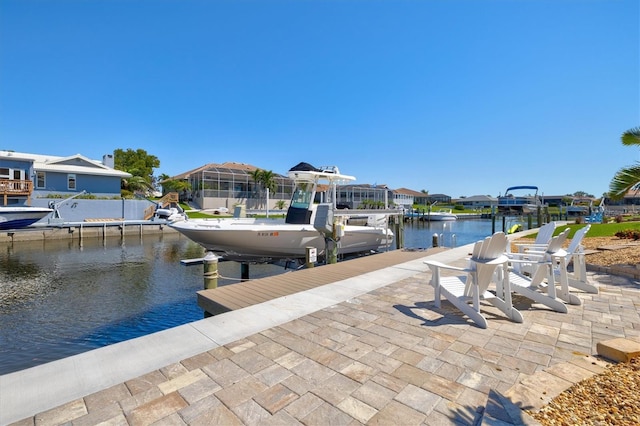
[566,197,593,216]
[0,206,53,230]
[497,185,545,215]
[169,163,394,263]
[404,203,457,221]
[428,208,458,221]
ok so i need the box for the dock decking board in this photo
[197,248,442,315]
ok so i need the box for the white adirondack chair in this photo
[505,228,571,313]
[424,232,523,329]
[511,222,557,255]
[553,225,597,294]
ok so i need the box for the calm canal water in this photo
[0,219,495,375]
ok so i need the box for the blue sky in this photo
[1,0,638,198]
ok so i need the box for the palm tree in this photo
[249,169,264,207]
[621,127,640,146]
[609,127,640,200]
[248,169,277,208]
[261,170,277,196]
[122,176,154,194]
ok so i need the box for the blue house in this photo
[0,150,130,205]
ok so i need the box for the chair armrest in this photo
[423,260,469,273]
[507,252,545,261]
[508,258,548,266]
[515,243,550,252]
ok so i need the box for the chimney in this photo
[103,154,114,168]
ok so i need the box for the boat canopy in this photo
[288,162,321,173]
[505,186,538,192]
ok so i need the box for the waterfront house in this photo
[0,150,130,205]
[169,162,296,211]
[391,188,426,209]
[168,163,411,211]
[336,184,392,209]
[455,195,498,209]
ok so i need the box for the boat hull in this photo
[170,218,394,262]
[0,207,53,230]
[427,214,457,221]
[405,211,457,221]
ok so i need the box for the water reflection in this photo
[0,233,285,375]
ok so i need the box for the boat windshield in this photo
[290,184,314,209]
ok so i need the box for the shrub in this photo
[615,215,624,223]
[615,229,640,240]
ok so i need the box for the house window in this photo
[36,171,46,189]
[67,174,76,190]
[0,168,9,179]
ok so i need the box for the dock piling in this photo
[203,252,219,290]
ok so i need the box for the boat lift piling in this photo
[240,263,250,281]
[203,252,219,290]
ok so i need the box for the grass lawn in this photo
[534,221,640,239]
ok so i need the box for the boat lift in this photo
[47,190,87,225]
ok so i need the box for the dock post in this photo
[203,252,219,289]
[241,263,250,281]
[432,233,439,247]
[527,214,533,230]
[305,247,317,268]
[326,239,338,264]
[79,224,83,247]
[394,215,404,249]
[537,206,542,227]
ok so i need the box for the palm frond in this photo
[608,162,640,199]
[621,127,640,146]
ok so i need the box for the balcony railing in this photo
[0,180,33,205]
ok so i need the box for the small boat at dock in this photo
[426,208,457,221]
[170,163,394,263]
[0,206,53,230]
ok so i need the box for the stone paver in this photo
[5,263,640,425]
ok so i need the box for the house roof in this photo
[393,187,426,197]
[458,195,497,202]
[624,189,640,199]
[0,151,130,178]
[172,162,288,180]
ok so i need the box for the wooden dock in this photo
[197,248,444,315]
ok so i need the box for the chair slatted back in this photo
[536,222,557,245]
[471,232,508,292]
[546,228,570,255]
[566,225,590,256]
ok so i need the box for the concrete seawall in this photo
[0,221,179,244]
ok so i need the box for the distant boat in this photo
[497,186,544,215]
[170,163,394,263]
[0,206,53,230]
[404,204,457,221]
[427,208,458,221]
